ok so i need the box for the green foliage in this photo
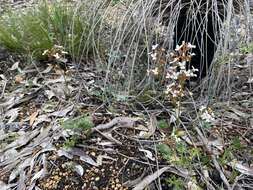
[0,132,18,149]
[231,136,243,150]
[240,42,253,54]
[0,0,101,60]
[219,136,243,166]
[63,135,80,148]
[62,115,94,131]
[158,120,169,129]
[165,175,184,190]
[158,141,203,169]
[62,115,94,148]
[157,144,172,160]
[202,121,212,129]
[136,90,158,104]
[111,0,121,5]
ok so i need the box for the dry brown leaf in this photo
[15,75,24,84]
[139,114,157,138]
[29,111,39,126]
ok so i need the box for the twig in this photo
[133,167,169,190]
[91,117,140,132]
[194,126,231,190]
[133,166,190,190]
[0,75,7,99]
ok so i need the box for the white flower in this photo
[152,67,159,75]
[42,49,49,56]
[147,67,159,75]
[175,45,181,51]
[170,57,179,64]
[54,45,64,49]
[199,106,206,112]
[172,90,180,97]
[178,61,186,70]
[152,44,159,50]
[201,111,215,123]
[191,66,199,72]
[61,50,68,55]
[187,43,196,49]
[175,41,185,51]
[53,53,61,60]
[184,70,197,77]
[199,106,215,123]
[165,83,175,94]
[167,71,179,80]
[150,52,157,61]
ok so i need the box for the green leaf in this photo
[157,143,172,160]
[62,116,94,131]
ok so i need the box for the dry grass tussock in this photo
[99,0,252,101]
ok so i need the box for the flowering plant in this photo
[148,41,198,105]
[42,45,68,63]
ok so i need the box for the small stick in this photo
[194,126,231,190]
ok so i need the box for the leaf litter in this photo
[0,13,253,190]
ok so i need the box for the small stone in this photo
[116,184,122,188]
[91,152,96,156]
[44,183,50,188]
[95,177,100,181]
[94,168,99,173]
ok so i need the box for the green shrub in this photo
[0,0,102,60]
[62,115,94,147]
[63,135,80,148]
[158,119,169,129]
[62,116,94,131]
[240,42,253,54]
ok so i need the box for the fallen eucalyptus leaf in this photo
[50,105,74,117]
[31,169,46,183]
[10,61,20,71]
[74,165,84,176]
[5,108,20,123]
[133,167,169,190]
[0,181,16,190]
[229,160,253,176]
[139,148,155,161]
[57,149,73,159]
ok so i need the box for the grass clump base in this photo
[0,0,102,61]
